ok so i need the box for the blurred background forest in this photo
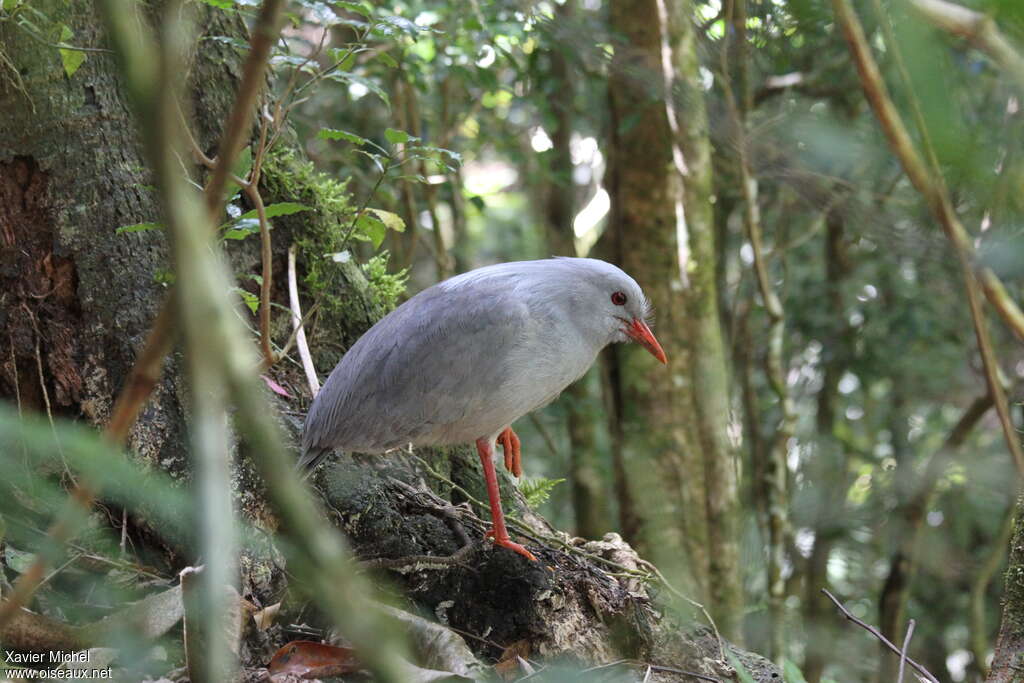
[4,0,1024,681]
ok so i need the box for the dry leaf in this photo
[253,602,281,631]
[494,639,531,680]
[267,640,361,678]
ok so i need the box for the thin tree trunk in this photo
[539,0,606,539]
[988,494,1024,683]
[802,208,852,683]
[607,0,742,638]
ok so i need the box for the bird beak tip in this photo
[628,318,668,366]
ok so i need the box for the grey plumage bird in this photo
[300,257,666,561]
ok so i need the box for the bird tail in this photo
[296,446,334,477]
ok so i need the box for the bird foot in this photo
[498,427,522,478]
[483,529,537,562]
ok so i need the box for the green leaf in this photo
[58,25,86,78]
[154,268,175,285]
[518,477,565,510]
[237,202,310,220]
[376,51,398,68]
[116,222,162,234]
[375,15,422,36]
[327,47,358,71]
[233,287,259,314]
[324,72,390,107]
[336,0,371,18]
[222,218,261,240]
[318,128,368,145]
[725,652,757,683]
[355,213,387,248]
[223,147,253,200]
[198,0,235,7]
[3,0,20,12]
[783,659,809,683]
[4,546,34,574]
[367,208,405,233]
[385,127,412,144]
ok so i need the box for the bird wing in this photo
[302,281,530,455]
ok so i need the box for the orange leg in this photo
[475,437,537,561]
[498,427,522,478]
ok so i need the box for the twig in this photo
[831,0,1024,477]
[240,182,276,368]
[910,0,1024,92]
[821,589,939,682]
[288,245,320,397]
[979,268,1024,344]
[359,543,475,572]
[203,0,285,218]
[897,619,915,683]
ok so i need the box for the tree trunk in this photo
[540,0,608,539]
[988,494,1024,683]
[606,0,743,638]
[801,207,852,683]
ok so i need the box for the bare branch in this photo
[898,619,916,683]
[821,589,939,683]
[979,268,1024,344]
[288,245,321,397]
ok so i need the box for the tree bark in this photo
[606,0,743,638]
[988,495,1024,683]
[539,0,608,540]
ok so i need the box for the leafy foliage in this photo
[518,477,565,511]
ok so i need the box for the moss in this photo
[362,251,407,310]
[259,147,408,365]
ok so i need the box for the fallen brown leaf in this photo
[267,640,361,678]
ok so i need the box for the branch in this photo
[288,245,321,397]
[821,589,939,682]
[240,181,276,368]
[831,0,1024,477]
[203,0,285,217]
[979,268,1024,344]
[897,619,916,683]
[910,0,1024,93]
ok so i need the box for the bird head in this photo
[558,258,668,364]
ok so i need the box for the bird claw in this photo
[498,427,522,478]
[484,530,537,562]
[482,528,537,561]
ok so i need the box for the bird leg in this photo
[498,427,522,478]
[475,437,537,562]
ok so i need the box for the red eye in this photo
[611,291,627,306]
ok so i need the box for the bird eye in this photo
[611,291,627,306]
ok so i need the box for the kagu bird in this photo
[300,257,667,561]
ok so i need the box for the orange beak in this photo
[625,318,667,364]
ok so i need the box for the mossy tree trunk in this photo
[605,0,743,639]
[987,496,1024,683]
